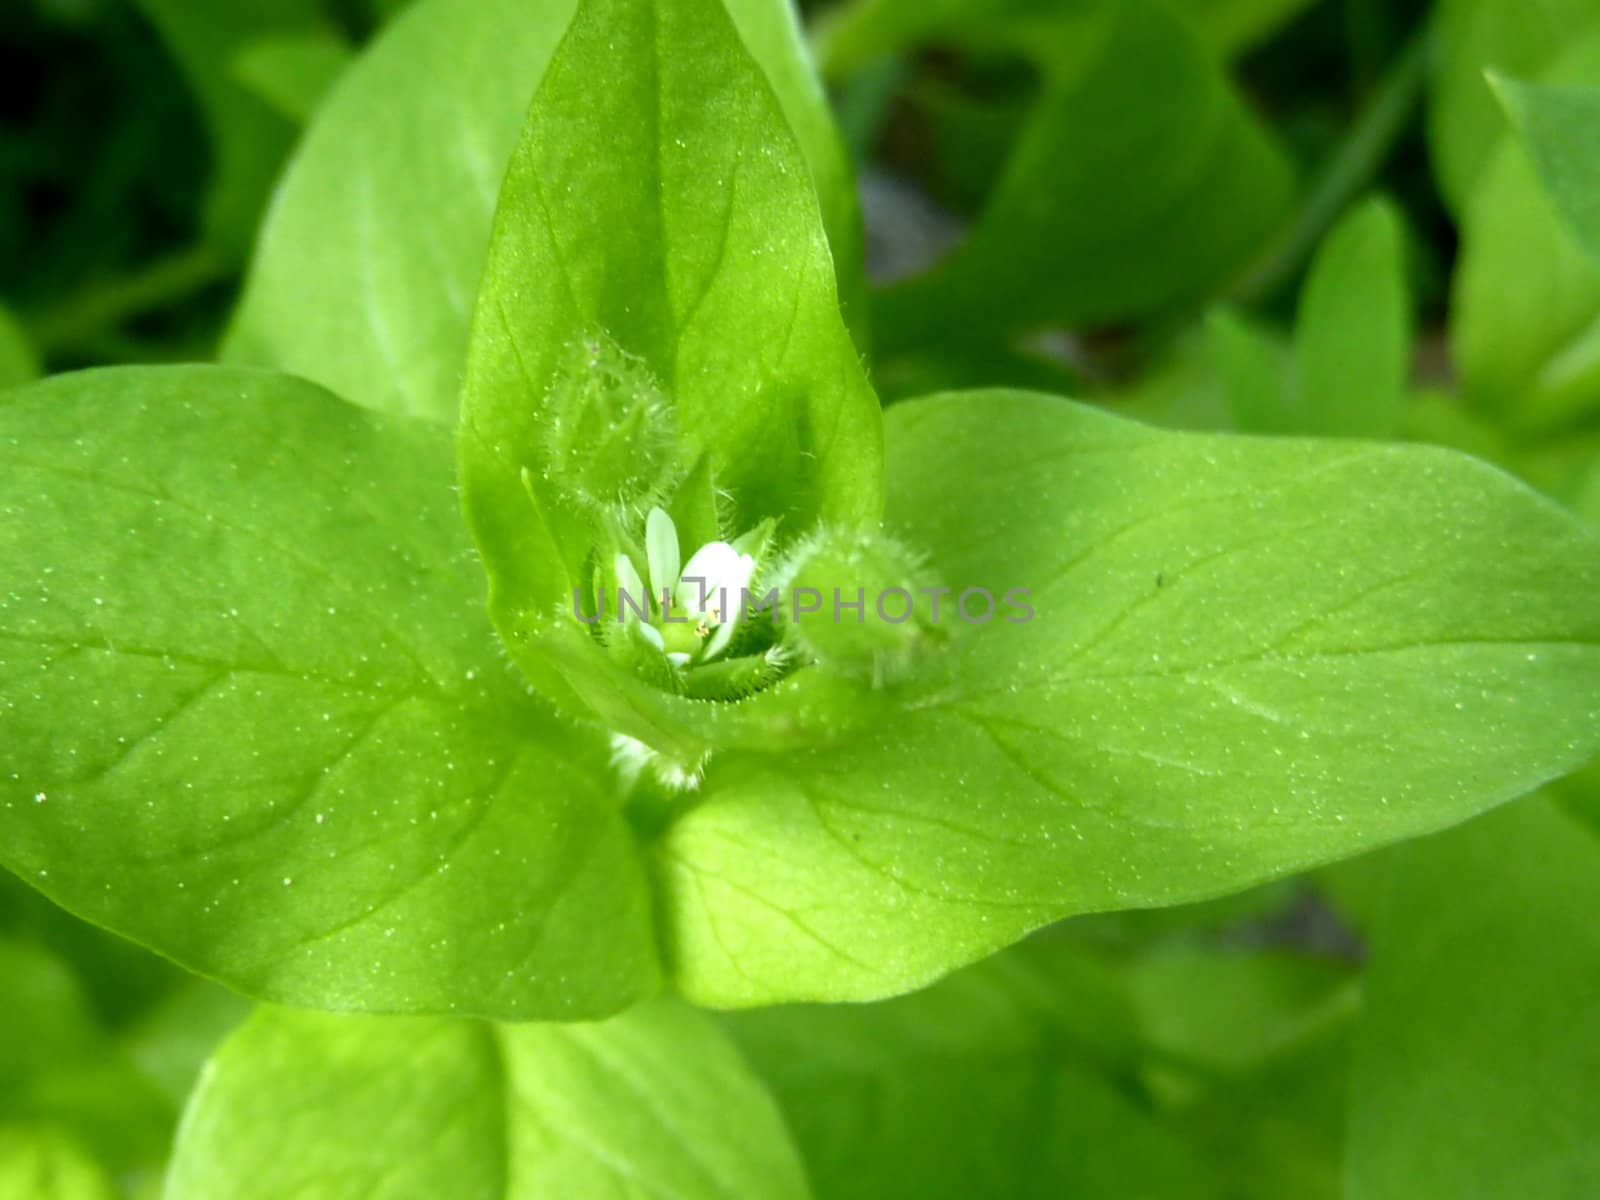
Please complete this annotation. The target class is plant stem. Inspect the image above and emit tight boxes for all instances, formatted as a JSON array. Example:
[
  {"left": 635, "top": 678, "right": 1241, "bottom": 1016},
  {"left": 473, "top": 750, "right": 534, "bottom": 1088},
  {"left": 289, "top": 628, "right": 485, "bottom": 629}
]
[
  {"left": 28, "top": 244, "right": 229, "bottom": 355},
  {"left": 1230, "top": 26, "right": 1431, "bottom": 305}
]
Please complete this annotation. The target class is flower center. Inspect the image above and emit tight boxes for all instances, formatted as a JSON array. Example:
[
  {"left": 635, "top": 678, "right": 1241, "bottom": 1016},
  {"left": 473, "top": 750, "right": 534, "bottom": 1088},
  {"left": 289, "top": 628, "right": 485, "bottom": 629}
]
[{"left": 613, "top": 506, "right": 759, "bottom": 668}]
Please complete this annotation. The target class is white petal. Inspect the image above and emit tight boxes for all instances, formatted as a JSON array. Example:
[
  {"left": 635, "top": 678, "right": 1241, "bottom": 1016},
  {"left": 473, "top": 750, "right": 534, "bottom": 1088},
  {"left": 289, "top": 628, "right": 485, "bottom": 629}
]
[
  {"left": 666, "top": 651, "right": 692, "bottom": 667},
  {"left": 645, "top": 507, "right": 680, "bottom": 609},
  {"left": 677, "top": 542, "right": 755, "bottom": 618},
  {"left": 613, "top": 553, "right": 647, "bottom": 622},
  {"left": 636, "top": 621, "right": 665, "bottom": 650}
]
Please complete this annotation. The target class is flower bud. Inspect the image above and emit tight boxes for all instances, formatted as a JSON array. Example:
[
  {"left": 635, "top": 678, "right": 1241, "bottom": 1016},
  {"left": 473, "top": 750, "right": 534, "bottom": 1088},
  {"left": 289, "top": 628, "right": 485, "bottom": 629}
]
[
  {"left": 539, "top": 333, "right": 678, "bottom": 515},
  {"left": 766, "top": 526, "right": 945, "bottom": 682}
]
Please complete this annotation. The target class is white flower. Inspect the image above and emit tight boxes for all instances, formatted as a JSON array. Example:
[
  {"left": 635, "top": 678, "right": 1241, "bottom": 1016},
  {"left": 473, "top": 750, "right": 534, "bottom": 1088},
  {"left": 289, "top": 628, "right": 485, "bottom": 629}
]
[{"left": 615, "top": 506, "right": 756, "bottom": 667}]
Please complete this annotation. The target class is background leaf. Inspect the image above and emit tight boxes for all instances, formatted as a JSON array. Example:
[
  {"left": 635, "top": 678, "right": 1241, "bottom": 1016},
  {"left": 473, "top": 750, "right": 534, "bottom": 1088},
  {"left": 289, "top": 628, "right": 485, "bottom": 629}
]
[
  {"left": 838, "top": 0, "right": 1294, "bottom": 348},
  {"left": 167, "top": 1000, "right": 811, "bottom": 1200},
  {"left": 129, "top": 0, "right": 337, "bottom": 261},
  {"left": 0, "top": 1126, "right": 119, "bottom": 1200},
  {"left": 225, "top": 0, "right": 863, "bottom": 423},
  {"left": 231, "top": 29, "right": 353, "bottom": 123},
  {"left": 0, "top": 304, "right": 39, "bottom": 388},
  {"left": 0, "top": 939, "right": 173, "bottom": 1177},
  {"left": 0, "top": 366, "right": 656, "bottom": 1019},
  {"left": 720, "top": 939, "right": 1217, "bottom": 1200},
  {"left": 1289, "top": 196, "right": 1409, "bottom": 438},
  {"left": 1123, "top": 946, "right": 1355, "bottom": 1073},
  {"left": 1451, "top": 33, "right": 1600, "bottom": 433},
  {"left": 1494, "top": 74, "right": 1600, "bottom": 272},
  {"left": 222, "top": 0, "right": 577, "bottom": 422},
  {"left": 1175, "top": 0, "right": 1317, "bottom": 58},
  {"left": 1210, "top": 197, "right": 1410, "bottom": 438},
  {"left": 1345, "top": 799, "right": 1600, "bottom": 1199},
  {"left": 656, "top": 390, "right": 1600, "bottom": 1005},
  {"left": 1427, "top": 0, "right": 1600, "bottom": 214},
  {"left": 1208, "top": 308, "right": 1289, "bottom": 434}
]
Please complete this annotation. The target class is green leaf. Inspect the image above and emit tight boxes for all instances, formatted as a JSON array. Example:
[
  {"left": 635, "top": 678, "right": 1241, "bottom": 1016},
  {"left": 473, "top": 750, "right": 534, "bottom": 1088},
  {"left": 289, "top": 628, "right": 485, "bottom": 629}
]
[
  {"left": 1346, "top": 799, "right": 1600, "bottom": 1199},
  {"left": 121, "top": 979, "right": 253, "bottom": 1108},
  {"left": 1173, "top": 1019, "right": 1350, "bottom": 1200},
  {"left": 867, "top": 0, "right": 1294, "bottom": 347},
  {"left": 1175, "top": 0, "right": 1316, "bottom": 58},
  {"left": 0, "top": 1126, "right": 119, "bottom": 1200},
  {"left": 0, "top": 940, "right": 108, "bottom": 1082},
  {"left": 1124, "top": 947, "right": 1355, "bottom": 1073},
  {"left": 231, "top": 30, "right": 353, "bottom": 123},
  {"left": 0, "top": 366, "right": 656, "bottom": 1019},
  {"left": 1493, "top": 74, "right": 1600, "bottom": 271},
  {"left": 657, "top": 390, "right": 1600, "bottom": 1005},
  {"left": 0, "top": 940, "right": 173, "bottom": 1173},
  {"left": 223, "top": 0, "right": 579, "bottom": 421},
  {"left": 1111, "top": 324, "right": 1238, "bottom": 433},
  {"left": 1427, "top": 0, "right": 1600, "bottom": 214},
  {"left": 1579, "top": 454, "right": 1600, "bottom": 527},
  {"left": 458, "top": 0, "right": 882, "bottom": 717},
  {"left": 1210, "top": 198, "right": 1410, "bottom": 438},
  {"left": 0, "top": 871, "right": 187, "bottom": 1028},
  {"left": 1290, "top": 197, "right": 1410, "bottom": 438},
  {"left": 129, "top": 0, "right": 333, "bottom": 260},
  {"left": 722, "top": 0, "right": 867, "bottom": 339},
  {"left": 364, "top": 0, "right": 417, "bottom": 22},
  {"left": 166, "top": 1000, "right": 811, "bottom": 1200},
  {"left": 0, "top": 305, "right": 39, "bottom": 388},
  {"left": 1451, "top": 33, "right": 1600, "bottom": 433},
  {"left": 1207, "top": 307, "right": 1291, "bottom": 433},
  {"left": 226, "top": 0, "right": 863, "bottom": 423},
  {"left": 720, "top": 940, "right": 1218, "bottom": 1200},
  {"left": 821, "top": 0, "right": 1313, "bottom": 65},
  {"left": 1550, "top": 761, "right": 1600, "bottom": 836}
]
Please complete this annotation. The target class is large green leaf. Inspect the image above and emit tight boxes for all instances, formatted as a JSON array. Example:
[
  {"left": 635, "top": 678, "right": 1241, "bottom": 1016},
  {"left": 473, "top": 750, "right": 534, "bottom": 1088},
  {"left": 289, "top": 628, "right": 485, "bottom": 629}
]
[
  {"left": 862, "top": 0, "right": 1294, "bottom": 346},
  {"left": 656, "top": 390, "right": 1600, "bottom": 1005},
  {"left": 166, "top": 1000, "right": 811, "bottom": 1200},
  {"left": 226, "top": 0, "right": 862, "bottom": 423},
  {"left": 1346, "top": 799, "right": 1600, "bottom": 1198},
  {"left": 1451, "top": 34, "right": 1600, "bottom": 432},
  {"left": 1427, "top": 0, "right": 1600, "bottom": 215},
  {"left": 458, "top": 0, "right": 881, "bottom": 722},
  {"left": 722, "top": 0, "right": 866, "bottom": 335},
  {"left": 0, "top": 366, "right": 656, "bottom": 1019}
]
